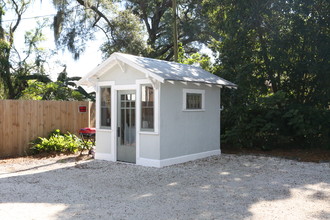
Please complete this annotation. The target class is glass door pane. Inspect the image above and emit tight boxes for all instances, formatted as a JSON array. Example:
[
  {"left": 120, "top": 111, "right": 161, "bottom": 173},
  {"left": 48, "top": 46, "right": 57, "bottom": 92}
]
[{"left": 117, "top": 90, "right": 136, "bottom": 163}]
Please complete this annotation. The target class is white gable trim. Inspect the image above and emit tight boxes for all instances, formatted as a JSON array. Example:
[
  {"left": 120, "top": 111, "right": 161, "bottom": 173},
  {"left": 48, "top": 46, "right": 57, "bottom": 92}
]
[
  {"left": 79, "top": 53, "right": 165, "bottom": 86},
  {"left": 115, "top": 53, "right": 164, "bottom": 83},
  {"left": 78, "top": 52, "right": 237, "bottom": 89}
]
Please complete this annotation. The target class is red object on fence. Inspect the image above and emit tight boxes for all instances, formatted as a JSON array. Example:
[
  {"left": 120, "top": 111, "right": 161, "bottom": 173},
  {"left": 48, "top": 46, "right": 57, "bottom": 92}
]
[{"left": 79, "top": 106, "right": 87, "bottom": 112}]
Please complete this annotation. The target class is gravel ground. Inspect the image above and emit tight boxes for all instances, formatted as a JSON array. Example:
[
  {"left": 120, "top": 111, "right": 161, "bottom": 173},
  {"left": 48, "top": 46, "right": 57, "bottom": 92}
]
[{"left": 0, "top": 154, "right": 329, "bottom": 220}]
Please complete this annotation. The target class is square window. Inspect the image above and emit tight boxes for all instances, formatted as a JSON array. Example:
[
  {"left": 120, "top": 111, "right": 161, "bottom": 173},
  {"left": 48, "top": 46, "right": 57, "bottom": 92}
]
[
  {"left": 183, "top": 89, "right": 205, "bottom": 111},
  {"left": 186, "top": 93, "right": 202, "bottom": 109}
]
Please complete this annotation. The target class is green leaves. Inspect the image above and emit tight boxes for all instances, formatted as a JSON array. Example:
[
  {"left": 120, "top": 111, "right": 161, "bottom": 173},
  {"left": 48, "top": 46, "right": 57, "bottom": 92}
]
[
  {"left": 21, "top": 66, "right": 95, "bottom": 101},
  {"left": 100, "top": 9, "right": 147, "bottom": 59},
  {"left": 0, "top": 3, "right": 51, "bottom": 99},
  {"left": 51, "top": 0, "right": 212, "bottom": 60},
  {"left": 30, "top": 129, "right": 85, "bottom": 154},
  {"left": 205, "top": 0, "right": 330, "bottom": 149}
]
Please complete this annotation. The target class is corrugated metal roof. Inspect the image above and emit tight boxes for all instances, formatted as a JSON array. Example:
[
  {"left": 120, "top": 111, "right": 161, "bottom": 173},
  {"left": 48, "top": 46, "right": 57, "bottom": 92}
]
[
  {"left": 78, "top": 52, "right": 237, "bottom": 88},
  {"left": 116, "top": 53, "right": 237, "bottom": 87}
]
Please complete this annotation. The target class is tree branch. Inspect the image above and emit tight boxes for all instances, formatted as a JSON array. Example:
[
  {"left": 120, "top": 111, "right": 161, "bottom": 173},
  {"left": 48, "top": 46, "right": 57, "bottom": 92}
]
[
  {"left": 76, "top": 0, "right": 114, "bottom": 29},
  {"left": 10, "top": 0, "right": 28, "bottom": 34}
]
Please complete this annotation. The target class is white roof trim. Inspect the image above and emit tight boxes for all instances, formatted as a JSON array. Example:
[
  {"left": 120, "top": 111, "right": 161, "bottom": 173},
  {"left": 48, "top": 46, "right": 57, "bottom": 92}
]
[
  {"left": 115, "top": 54, "right": 164, "bottom": 83},
  {"left": 78, "top": 52, "right": 237, "bottom": 88},
  {"left": 78, "top": 53, "right": 165, "bottom": 86}
]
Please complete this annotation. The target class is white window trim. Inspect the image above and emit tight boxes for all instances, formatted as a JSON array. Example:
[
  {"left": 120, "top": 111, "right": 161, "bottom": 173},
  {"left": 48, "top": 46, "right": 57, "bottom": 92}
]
[
  {"left": 183, "top": 89, "right": 205, "bottom": 111},
  {"left": 136, "top": 79, "right": 159, "bottom": 134},
  {"left": 99, "top": 87, "right": 112, "bottom": 130},
  {"left": 96, "top": 81, "right": 115, "bottom": 130},
  {"left": 140, "top": 85, "right": 155, "bottom": 132}
]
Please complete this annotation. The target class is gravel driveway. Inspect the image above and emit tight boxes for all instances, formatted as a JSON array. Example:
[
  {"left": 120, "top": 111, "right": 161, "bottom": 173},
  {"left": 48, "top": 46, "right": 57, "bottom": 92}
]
[{"left": 0, "top": 154, "right": 329, "bottom": 220}]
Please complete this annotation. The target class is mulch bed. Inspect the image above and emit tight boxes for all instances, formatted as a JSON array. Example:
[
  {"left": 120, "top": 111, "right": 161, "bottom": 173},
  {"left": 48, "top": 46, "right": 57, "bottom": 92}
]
[{"left": 222, "top": 145, "right": 330, "bottom": 163}]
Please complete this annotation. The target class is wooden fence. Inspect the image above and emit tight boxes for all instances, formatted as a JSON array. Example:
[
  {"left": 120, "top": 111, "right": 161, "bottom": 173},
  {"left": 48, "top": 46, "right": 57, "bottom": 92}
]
[{"left": 0, "top": 100, "right": 95, "bottom": 158}]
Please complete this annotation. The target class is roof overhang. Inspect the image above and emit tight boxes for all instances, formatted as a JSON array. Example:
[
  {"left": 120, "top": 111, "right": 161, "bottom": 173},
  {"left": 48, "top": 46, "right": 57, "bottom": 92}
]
[
  {"left": 78, "top": 52, "right": 237, "bottom": 89},
  {"left": 78, "top": 53, "right": 165, "bottom": 87},
  {"left": 164, "top": 79, "right": 237, "bottom": 89}
]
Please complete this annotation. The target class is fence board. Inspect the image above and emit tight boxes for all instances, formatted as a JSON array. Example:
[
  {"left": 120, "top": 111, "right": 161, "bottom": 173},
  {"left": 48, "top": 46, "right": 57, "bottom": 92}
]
[
  {"left": 0, "top": 100, "right": 94, "bottom": 158},
  {"left": 17, "top": 101, "right": 24, "bottom": 155},
  {"left": 0, "top": 101, "right": 4, "bottom": 155},
  {"left": 30, "top": 101, "right": 39, "bottom": 143}
]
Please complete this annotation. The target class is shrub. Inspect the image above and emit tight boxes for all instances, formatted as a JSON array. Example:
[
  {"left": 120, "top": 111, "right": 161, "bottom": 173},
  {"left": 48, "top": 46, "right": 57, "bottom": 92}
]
[
  {"left": 30, "top": 129, "right": 84, "bottom": 154},
  {"left": 222, "top": 91, "right": 330, "bottom": 150}
]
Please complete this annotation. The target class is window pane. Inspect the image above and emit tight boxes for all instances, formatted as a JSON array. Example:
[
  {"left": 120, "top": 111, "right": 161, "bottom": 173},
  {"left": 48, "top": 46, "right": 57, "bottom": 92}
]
[
  {"left": 100, "top": 87, "right": 111, "bottom": 128},
  {"left": 141, "top": 85, "right": 154, "bottom": 130},
  {"left": 186, "top": 93, "right": 202, "bottom": 109}
]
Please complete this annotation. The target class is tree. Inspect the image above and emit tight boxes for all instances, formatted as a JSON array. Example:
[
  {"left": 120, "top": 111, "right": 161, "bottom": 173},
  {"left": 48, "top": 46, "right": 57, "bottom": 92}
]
[
  {"left": 52, "top": 0, "right": 147, "bottom": 60},
  {"left": 22, "top": 66, "right": 95, "bottom": 101},
  {"left": 0, "top": 0, "right": 51, "bottom": 99},
  {"left": 0, "top": 0, "right": 95, "bottom": 101},
  {"left": 204, "top": 0, "right": 330, "bottom": 149},
  {"left": 99, "top": 9, "right": 147, "bottom": 59},
  {"left": 126, "top": 0, "right": 211, "bottom": 59},
  {"left": 52, "top": 0, "right": 212, "bottom": 60}
]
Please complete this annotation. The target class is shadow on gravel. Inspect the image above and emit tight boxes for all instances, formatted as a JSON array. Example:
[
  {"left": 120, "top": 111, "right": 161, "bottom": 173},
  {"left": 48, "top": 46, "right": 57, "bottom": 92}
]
[
  {"left": 0, "top": 156, "right": 84, "bottom": 176},
  {"left": 0, "top": 154, "right": 329, "bottom": 220}
]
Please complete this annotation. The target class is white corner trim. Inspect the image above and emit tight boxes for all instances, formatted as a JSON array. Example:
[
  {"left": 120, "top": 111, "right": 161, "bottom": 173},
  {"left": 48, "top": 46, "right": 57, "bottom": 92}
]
[
  {"left": 95, "top": 152, "right": 115, "bottom": 161},
  {"left": 137, "top": 150, "right": 221, "bottom": 168},
  {"left": 160, "top": 149, "right": 220, "bottom": 167}
]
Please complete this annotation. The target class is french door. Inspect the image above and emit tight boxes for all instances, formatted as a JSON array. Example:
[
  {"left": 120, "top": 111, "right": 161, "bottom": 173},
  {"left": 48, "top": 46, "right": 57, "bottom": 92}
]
[{"left": 117, "top": 90, "right": 136, "bottom": 163}]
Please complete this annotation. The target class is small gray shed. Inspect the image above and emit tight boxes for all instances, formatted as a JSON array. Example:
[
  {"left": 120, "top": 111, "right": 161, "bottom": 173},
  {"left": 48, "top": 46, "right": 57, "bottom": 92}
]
[{"left": 79, "top": 52, "right": 236, "bottom": 167}]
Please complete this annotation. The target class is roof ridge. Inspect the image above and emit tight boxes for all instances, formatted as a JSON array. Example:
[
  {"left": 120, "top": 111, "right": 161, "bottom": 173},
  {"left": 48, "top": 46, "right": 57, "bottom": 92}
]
[
  {"left": 115, "top": 52, "right": 209, "bottom": 70},
  {"left": 79, "top": 52, "right": 237, "bottom": 88}
]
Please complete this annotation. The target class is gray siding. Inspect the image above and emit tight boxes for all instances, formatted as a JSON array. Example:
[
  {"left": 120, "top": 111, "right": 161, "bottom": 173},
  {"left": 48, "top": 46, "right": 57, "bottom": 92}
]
[{"left": 159, "top": 82, "right": 220, "bottom": 160}]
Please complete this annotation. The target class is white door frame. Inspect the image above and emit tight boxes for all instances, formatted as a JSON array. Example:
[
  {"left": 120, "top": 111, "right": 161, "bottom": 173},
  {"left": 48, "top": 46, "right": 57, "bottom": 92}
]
[
  {"left": 113, "top": 84, "right": 137, "bottom": 162},
  {"left": 116, "top": 89, "right": 137, "bottom": 163},
  {"left": 95, "top": 80, "right": 159, "bottom": 163}
]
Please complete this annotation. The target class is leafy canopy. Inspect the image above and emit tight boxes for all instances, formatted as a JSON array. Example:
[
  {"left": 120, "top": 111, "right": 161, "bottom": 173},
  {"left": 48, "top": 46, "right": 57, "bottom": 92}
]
[
  {"left": 204, "top": 0, "right": 330, "bottom": 149},
  {"left": 52, "top": 0, "right": 212, "bottom": 60}
]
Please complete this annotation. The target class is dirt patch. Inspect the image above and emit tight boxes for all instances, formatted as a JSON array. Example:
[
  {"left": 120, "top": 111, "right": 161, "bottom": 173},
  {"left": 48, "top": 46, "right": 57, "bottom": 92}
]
[
  {"left": 222, "top": 145, "right": 330, "bottom": 163},
  {"left": 0, "top": 153, "right": 329, "bottom": 220}
]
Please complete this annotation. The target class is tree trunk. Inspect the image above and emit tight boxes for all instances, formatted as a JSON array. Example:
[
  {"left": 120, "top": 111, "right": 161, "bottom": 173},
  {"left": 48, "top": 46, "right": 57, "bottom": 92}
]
[{"left": 257, "top": 30, "right": 278, "bottom": 93}]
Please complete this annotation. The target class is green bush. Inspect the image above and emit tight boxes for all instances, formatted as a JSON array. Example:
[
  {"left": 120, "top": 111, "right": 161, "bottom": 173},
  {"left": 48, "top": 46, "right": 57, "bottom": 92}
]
[
  {"left": 30, "top": 129, "right": 84, "bottom": 154},
  {"left": 222, "top": 91, "right": 330, "bottom": 150}
]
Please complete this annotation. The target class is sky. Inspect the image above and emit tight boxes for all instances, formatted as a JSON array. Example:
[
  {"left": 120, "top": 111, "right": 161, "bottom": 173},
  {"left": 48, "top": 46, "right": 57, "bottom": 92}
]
[
  {"left": 4, "top": 1, "right": 214, "bottom": 82},
  {"left": 3, "top": 0, "right": 103, "bottom": 81}
]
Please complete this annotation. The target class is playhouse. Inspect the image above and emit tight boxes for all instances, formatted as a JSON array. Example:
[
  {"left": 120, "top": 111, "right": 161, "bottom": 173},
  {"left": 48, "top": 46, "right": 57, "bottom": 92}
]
[{"left": 79, "top": 52, "right": 236, "bottom": 167}]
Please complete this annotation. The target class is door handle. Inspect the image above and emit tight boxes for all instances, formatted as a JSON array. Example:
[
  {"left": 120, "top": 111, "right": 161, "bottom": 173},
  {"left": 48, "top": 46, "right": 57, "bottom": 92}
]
[{"left": 117, "top": 127, "right": 120, "bottom": 137}]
